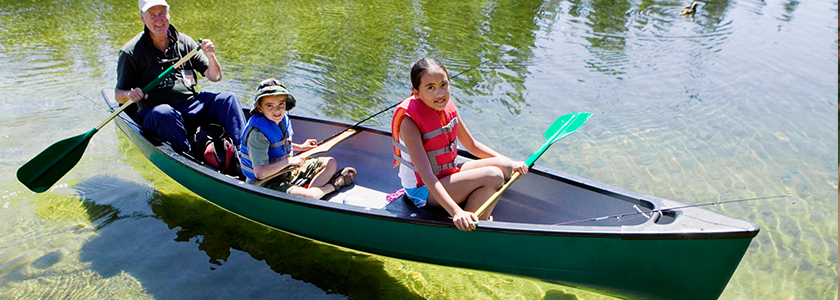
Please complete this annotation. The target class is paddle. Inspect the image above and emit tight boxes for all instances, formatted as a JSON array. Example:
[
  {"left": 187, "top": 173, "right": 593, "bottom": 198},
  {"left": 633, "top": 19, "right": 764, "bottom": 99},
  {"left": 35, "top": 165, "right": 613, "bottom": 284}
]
[
  {"left": 473, "top": 112, "right": 592, "bottom": 218},
  {"left": 253, "top": 128, "right": 359, "bottom": 186},
  {"left": 17, "top": 40, "right": 204, "bottom": 193}
]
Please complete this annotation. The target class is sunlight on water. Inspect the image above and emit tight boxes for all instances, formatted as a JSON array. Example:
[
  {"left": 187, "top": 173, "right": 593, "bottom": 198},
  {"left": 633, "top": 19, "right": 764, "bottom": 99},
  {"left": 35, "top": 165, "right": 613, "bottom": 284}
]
[{"left": 0, "top": 0, "right": 836, "bottom": 298}]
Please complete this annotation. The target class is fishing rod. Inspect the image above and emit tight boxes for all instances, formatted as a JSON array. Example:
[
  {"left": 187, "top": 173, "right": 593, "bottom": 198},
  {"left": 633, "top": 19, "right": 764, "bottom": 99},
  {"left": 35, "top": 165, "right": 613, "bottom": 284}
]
[
  {"left": 59, "top": 81, "right": 113, "bottom": 112},
  {"left": 554, "top": 194, "right": 796, "bottom": 226}
]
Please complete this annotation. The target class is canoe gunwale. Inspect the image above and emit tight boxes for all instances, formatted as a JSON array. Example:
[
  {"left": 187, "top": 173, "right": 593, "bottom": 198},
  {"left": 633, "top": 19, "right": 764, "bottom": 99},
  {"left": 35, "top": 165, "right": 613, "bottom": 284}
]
[{"left": 101, "top": 89, "right": 758, "bottom": 241}]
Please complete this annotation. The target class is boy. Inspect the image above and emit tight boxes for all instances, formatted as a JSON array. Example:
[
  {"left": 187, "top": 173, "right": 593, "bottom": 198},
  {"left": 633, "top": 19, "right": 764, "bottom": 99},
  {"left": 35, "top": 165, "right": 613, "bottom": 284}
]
[{"left": 240, "top": 78, "right": 355, "bottom": 199}]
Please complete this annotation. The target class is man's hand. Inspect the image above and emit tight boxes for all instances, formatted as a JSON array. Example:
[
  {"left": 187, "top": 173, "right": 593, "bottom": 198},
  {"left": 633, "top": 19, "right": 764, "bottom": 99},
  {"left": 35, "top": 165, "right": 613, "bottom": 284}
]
[
  {"left": 126, "top": 87, "right": 146, "bottom": 103},
  {"left": 199, "top": 39, "right": 215, "bottom": 57},
  {"left": 199, "top": 39, "right": 222, "bottom": 82}
]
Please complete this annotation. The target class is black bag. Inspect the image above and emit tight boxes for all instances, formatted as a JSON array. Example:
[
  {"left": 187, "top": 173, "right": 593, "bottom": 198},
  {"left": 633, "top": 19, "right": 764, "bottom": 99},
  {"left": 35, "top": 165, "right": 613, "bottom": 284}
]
[{"left": 193, "top": 123, "right": 242, "bottom": 178}]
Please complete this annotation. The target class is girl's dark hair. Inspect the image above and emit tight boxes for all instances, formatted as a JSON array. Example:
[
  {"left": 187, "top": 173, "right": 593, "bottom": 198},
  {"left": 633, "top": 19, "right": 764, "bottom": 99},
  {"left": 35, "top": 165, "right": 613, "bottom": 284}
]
[
  {"left": 256, "top": 78, "right": 286, "bottom": 91},
  {"left": 410, "top": 57, "right": 449, "bottom": 90}
]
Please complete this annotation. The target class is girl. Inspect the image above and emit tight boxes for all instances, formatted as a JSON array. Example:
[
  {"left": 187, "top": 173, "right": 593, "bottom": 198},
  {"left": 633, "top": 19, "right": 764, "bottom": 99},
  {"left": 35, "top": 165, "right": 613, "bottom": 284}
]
[
  {"left": 240, "top": 78, "right": 356, "bottom": 199},
  {"left": 391, "top": 58, "right": 528, "bottom": 231}
]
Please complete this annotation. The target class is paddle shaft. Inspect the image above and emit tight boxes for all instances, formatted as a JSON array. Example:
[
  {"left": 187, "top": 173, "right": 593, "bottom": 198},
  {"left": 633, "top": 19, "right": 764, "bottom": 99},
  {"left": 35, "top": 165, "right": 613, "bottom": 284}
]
[
  {"left": 474, "top": 171, "right": 520, "bottom": 217},
  {"left": 253, "top": 129, "right": 360, "bottom": 186},
  {"left": 104, "top": 43, "right": 203, "bottom": 129},
  {"left": 474, "top": 114, "right": 580, "bottom": 217}
]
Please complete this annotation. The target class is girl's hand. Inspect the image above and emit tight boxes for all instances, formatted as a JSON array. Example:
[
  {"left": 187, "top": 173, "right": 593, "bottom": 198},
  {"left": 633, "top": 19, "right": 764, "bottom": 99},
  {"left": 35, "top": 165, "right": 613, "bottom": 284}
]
[
  {"left": 452, "top": 210, "right": 478, "bottom": 231},
  {"left": 512, "top": 160, "right": 529, "bottom": 176},
  {"left": 300, "top": 139, "right": 317, "bottom": 151}
]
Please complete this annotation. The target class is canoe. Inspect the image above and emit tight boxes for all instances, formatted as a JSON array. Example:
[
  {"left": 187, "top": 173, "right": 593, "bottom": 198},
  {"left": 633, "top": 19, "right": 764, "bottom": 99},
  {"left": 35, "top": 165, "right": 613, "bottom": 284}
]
[{"left": 101, "top": 89, "right": 758, "bottom": 300}]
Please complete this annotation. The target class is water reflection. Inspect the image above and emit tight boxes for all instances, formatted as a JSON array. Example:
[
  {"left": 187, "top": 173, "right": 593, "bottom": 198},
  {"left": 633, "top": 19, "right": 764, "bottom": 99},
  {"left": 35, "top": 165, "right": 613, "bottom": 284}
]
[
  {"left": 0, "top": 0, "right": 115, "bottom": 78},
  {"left": 586, "top": 0, "right": 630, "bottom": 52},
  {"left": 150, "top": 187, "right": 424, "bottom": 299},
  {"left": 779, "top": 0, "right": 799, "bottom": 22},
  {"left": 413, "top": 0, "right": 547, "bottom": 115},
  {"left": 73, "top": 175, "right": 423, "bottom": 299},
  {"left": 694, "top": 0, "right": 731, "bottom": 31},
  {"left": 1, "top": 0, "right": 750, "bottom": 120}
]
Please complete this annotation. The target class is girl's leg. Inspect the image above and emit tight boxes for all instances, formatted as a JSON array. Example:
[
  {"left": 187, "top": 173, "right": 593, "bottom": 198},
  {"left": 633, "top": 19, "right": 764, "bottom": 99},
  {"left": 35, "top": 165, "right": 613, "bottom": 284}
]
[
  {"left": 426, "top": 166, "right": 505, "bottom": 220},
  {"left": 459, "top": 157, "right": 515, "bottom": 180}
]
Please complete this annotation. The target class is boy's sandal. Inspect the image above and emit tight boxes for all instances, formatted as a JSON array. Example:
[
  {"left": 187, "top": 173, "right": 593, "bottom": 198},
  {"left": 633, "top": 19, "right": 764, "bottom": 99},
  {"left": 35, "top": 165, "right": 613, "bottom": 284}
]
[{"left": 330, "top": 167, "right": 357, "bottom": 191}]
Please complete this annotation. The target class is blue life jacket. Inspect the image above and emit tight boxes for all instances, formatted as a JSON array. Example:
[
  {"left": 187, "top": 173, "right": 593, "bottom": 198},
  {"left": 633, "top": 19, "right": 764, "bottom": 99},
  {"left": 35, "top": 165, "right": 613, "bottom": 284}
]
[{"left": 239, "top": 114, "right": 293, "bottom": 180}]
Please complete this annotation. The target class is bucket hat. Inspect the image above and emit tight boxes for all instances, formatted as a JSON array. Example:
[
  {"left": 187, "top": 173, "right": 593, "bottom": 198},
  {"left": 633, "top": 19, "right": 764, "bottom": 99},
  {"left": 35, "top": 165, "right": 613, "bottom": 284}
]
[{"left": 251, "top": 85, "right": 296, "bottom": 115}]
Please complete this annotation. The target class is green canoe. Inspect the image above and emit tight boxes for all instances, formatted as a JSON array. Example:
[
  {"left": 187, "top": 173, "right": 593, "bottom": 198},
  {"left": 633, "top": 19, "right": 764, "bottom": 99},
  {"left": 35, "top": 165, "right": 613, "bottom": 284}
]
[{"left": 102, "top": 89, "right": 758, "bottom": 300}]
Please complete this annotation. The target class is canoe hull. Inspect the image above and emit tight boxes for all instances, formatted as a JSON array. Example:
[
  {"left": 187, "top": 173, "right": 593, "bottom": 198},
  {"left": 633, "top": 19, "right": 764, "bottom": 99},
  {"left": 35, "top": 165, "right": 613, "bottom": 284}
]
[{"left": 103, "top": 89, "right": 756, "bottom": 300}]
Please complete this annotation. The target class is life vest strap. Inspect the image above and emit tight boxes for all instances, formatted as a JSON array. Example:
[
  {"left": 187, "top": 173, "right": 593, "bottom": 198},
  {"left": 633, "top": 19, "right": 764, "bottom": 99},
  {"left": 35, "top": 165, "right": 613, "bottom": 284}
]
[
  {"left": 394, "top": 155, "right": 417, "bottom": 172},
  {"left": 421, "top": 117, "right": 458, "bottom": 140},
  {"left": 392, "top": 139, "right": 409, "bottom": 153},
  {"left": 393, "top": 140, "right": 458, "bottom": 175},
  {"left": 240, "top": 164, "right": 254, "bottom": 175},
  {"left": 431, "top": 162, "right": 457, "bottom": 174},
  {"left": 269, "top": 139, "right": 289, "bottom": 149},
  {"left": 426, "top": 141, "right": 456, "bottom": 159}
]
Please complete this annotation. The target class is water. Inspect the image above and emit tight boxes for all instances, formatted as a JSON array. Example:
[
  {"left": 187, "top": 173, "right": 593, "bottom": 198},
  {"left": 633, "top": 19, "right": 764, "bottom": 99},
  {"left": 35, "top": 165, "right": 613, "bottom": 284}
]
[{"left": 1, "top": 0, "right": 836, "bottom": 299}]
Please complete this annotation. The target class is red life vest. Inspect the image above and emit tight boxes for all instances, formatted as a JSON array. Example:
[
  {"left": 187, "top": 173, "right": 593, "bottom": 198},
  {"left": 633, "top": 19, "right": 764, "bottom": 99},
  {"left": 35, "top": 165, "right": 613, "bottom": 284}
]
[{"left": 391, "top": 95, "right": 460, "bottom": 187}]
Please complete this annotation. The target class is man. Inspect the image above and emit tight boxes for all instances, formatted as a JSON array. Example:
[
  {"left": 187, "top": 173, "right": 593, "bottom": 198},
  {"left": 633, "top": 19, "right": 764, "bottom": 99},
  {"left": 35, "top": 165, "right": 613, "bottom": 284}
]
[{"left": 115, "top": 0, "right": 245, "bottom": 155}]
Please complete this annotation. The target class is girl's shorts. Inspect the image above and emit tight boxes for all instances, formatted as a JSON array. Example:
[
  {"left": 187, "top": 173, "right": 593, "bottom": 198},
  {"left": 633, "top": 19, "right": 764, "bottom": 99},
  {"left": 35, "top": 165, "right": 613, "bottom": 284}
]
[{"left": 404, "top": 186, "right": 429, "bottom": 208}]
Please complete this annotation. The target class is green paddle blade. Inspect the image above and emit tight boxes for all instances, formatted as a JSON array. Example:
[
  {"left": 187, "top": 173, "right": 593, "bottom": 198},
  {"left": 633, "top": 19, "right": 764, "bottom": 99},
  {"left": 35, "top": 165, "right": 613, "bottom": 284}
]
[
  {"left": 17, "top": 128, "right": 97, "bottom": 193},
  {"left": 474, "top": 111, "right": 592, "bottom": 218},
  {"left": 524, "top": 112, "right": 592, "bottom": 167},
  {"left": 545, "top": 112, "right": 592, "bottom": 144}
]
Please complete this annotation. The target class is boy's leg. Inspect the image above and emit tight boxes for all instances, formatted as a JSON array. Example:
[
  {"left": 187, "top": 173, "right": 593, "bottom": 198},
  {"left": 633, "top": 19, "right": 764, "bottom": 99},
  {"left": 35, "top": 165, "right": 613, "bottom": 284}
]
[
  {"left": 287, "top": 158, "right": 339, "bottom": 199},
  {"left": 309, "top": 157, "right": 337, "bottom": 188},
  {"left": 288, "top": 185, "right": 333, "bottom": 200}
]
